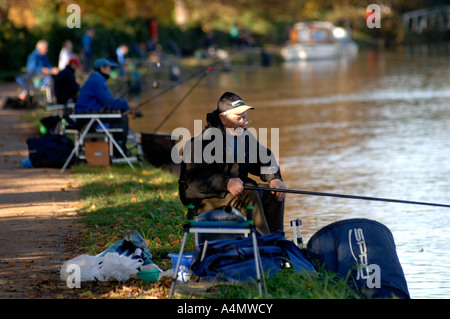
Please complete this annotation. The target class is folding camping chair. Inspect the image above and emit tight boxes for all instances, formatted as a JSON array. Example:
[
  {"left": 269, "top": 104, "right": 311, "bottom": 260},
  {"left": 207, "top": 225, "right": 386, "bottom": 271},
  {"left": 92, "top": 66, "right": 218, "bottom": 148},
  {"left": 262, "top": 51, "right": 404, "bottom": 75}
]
[
  {"left": 169, "top": 205, "right": 267, "bottom": 298},
  {"left": 16, "top": 73, "right": 54, "bottom": 107},
  {"left": 60, "top": 112, "right": 137, "bottom": 172}
]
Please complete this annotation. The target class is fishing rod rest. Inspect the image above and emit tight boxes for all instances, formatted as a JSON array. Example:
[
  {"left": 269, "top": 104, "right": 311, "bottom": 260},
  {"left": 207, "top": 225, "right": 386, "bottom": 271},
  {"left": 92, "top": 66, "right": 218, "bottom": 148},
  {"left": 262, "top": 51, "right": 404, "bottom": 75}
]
[{"left": 290, "top": 219, "right": 303, "bottom": 247}]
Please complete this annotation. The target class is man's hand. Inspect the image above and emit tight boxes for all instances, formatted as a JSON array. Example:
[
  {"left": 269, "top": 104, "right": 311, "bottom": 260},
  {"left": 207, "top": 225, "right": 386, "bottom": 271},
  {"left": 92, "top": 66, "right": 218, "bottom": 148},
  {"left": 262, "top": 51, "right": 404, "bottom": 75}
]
[
  {"left": 227, "top": 177, "right": 244, "bottom": 197},
  {"left": 269, "top": 179, "right": 286, "bottom": 201},
  {"left": 129, "top": 102, "right": 140, "bottom": 112},
  {"left": 127, "top": 102, "right": 141, "bottom": 116},
  {"left": 42, "top": 67, "right": 59, "bottom": 75}
]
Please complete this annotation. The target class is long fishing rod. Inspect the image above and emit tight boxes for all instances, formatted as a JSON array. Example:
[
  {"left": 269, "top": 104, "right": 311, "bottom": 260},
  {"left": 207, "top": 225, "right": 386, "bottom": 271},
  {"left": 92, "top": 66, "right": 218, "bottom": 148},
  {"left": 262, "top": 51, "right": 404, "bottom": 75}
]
[
  {"left": 137, "top": 65, "right": 213, "bottom": 108},
  {"left": 100, "top": 61, "right": 157, "bottom": 113},
  {"left": 153, "top": 66, "right": 212, "bottom": 132},
  {"left": 243, "top": 185, "right": 450, "bottom": 209}
]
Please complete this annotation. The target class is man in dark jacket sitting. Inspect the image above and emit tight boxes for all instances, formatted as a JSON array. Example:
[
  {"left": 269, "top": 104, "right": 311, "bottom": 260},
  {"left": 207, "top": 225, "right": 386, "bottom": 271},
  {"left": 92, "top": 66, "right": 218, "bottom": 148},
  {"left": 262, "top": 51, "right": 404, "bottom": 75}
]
[
  {"left": 54, "top": 56, "right": 81, "bottom": 105},
  {"left": 178, "top": 92, "right": 286, "bottom": 234}
]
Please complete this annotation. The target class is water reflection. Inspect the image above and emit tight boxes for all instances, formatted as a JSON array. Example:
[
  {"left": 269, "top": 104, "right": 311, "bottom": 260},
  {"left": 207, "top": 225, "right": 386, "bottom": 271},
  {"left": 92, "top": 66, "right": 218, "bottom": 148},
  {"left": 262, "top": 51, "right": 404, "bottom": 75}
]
[{"left": 132, "top": 45, "right": 450, "bottom": 298}]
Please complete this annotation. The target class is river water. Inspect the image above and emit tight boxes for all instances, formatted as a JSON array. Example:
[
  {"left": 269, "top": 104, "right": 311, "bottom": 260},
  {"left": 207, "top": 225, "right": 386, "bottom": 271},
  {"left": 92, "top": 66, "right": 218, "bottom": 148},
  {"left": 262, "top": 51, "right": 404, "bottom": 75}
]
[{"left": 131, "top": 44, "right": 450, "bottom": 299}]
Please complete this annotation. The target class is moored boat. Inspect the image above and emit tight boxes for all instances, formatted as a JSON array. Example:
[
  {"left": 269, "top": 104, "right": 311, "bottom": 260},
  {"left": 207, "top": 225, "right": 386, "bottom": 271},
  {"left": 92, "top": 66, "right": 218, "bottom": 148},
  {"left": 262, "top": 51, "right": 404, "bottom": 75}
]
[{"left": 281, "top": 21, "right": 358, "bottom": 61}]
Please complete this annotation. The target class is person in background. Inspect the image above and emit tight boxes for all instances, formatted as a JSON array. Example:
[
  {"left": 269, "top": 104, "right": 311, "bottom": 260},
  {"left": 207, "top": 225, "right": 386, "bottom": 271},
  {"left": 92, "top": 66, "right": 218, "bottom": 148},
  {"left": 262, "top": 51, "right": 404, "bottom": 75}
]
[
  {"left": 81, "top": 28, "right": 95, "bottom": 73},
  {"left": 54, "top": 56, "right": 81, "bottom": 105},
  {"left": 22, "top": 39, "right": 58, "bottom": 104},
  {"left": 58, "top": 40, "right": 74, "bottom": 71},
  {"left": 229, "top": 24, "right": 240, "bottom": 53},
  {"left": 26, "top": 40, "right": 58, "bottom": 76},
  {"left": 75, "top": 58, "right": 139, "bottom": 155},
  {"left": 115, "top": 44, "right": 129, "bottom": 76}
]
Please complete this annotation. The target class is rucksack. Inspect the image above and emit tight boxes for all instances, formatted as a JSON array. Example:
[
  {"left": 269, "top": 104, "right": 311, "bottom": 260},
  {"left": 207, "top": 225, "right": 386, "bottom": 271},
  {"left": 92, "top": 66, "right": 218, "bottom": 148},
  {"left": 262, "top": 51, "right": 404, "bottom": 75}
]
[
  {"left": 27, "top": 134, "right": 74, "bottom": 168},
  {"left": 306, "top": 218, "right": 410, "bottom": 299},
  {"left": 190, "top": 231, "right": 316, "bottom": 282}
]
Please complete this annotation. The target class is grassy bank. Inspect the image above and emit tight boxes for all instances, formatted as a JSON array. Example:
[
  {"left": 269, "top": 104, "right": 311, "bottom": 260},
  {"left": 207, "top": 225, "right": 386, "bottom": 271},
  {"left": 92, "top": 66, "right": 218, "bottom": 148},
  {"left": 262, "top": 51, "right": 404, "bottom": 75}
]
[
  {"left": 70, "top": 163, "right": 359, "bottom": 299},
  {"left": 72, "top": 164, "right": 193, "bottom": 265}
]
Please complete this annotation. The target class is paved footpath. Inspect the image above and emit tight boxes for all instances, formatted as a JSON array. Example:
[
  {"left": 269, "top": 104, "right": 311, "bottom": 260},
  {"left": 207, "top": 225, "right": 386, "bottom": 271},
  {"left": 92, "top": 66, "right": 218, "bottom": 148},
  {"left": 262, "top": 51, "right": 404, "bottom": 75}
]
[{"left": 0, "top": 83, "right": 82, "bottom": 298}]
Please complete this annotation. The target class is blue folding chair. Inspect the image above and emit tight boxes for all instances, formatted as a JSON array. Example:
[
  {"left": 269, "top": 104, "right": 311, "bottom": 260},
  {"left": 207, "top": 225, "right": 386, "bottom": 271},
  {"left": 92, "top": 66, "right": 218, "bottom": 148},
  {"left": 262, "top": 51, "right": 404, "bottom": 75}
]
[{"left": 169, "top": 205, "right": 266, "bottom": 298}]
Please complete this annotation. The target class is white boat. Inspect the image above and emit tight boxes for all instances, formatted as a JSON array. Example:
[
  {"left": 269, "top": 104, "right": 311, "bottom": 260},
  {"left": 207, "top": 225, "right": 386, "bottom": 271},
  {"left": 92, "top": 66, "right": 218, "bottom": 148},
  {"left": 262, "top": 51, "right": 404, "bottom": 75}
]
[{"left": 280, "top": 21, "right": 358, "bottom": 61}]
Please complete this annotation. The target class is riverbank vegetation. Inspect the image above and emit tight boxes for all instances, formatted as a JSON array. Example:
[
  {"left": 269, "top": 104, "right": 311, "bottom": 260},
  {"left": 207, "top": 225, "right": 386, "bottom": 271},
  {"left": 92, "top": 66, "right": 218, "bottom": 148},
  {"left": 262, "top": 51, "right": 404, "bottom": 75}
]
[{"left": 1, "top": 0, "right": 445, "bottom": 81}]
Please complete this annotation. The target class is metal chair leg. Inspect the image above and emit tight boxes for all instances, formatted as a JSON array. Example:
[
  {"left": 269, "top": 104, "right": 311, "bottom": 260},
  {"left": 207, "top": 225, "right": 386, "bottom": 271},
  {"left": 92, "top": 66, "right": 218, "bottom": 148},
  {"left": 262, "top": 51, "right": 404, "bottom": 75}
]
[
  {"left": 251, "top": 229, "right": 267, "bottom": 298},
  {"left": 169, "top": 230, "right": 189, "bottom": 298}
]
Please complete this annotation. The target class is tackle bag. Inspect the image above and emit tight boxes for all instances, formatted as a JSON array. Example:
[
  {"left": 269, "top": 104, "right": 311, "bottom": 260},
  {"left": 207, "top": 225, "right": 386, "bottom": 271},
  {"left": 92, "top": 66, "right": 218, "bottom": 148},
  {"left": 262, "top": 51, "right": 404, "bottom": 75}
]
[
  {"left": 40, "top": 116, "right": 62, "bottom": 135},
  {"left": 60, "top": 230, "right": 158, "bottom": 282},
  {"left": 26, "top": 134, "right": 74, "bottom": 168},
  {"left": 306, "top": 218, "right": 410, "bottom": 299},
  {"left": 96, "top": 230, "right": 154, "bottom": 266},
  {"left": 191, "top": 231, "right": 316, "bottom": 282}
]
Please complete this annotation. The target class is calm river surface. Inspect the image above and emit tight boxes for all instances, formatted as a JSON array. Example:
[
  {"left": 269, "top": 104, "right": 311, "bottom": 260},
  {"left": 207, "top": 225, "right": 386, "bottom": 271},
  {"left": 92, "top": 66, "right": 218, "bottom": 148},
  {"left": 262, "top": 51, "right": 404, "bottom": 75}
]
[{"left": 131, "top": 44, "right": 450, "bottom": 299}]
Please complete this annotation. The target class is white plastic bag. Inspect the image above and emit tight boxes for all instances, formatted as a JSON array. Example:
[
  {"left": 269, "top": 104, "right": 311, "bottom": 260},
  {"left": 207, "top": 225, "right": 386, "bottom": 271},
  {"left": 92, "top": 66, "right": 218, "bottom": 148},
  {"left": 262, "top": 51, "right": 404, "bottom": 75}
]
[
  {"left": 60, "top": 252, "right": 143, "bottom": 282},
  {"left": 97, "top": 252, "right": 142, "bottom": 282},
  {"left": 60, "top": 254, "right": 103, "bottom": 282}
]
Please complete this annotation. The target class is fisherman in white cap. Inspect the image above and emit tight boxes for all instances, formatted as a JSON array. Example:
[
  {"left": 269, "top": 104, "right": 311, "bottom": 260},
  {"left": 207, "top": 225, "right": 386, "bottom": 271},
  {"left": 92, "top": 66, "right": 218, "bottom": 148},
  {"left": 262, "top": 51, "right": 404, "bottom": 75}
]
[{"left": 179, "top": 92, "right": 286, "bottom": 235}]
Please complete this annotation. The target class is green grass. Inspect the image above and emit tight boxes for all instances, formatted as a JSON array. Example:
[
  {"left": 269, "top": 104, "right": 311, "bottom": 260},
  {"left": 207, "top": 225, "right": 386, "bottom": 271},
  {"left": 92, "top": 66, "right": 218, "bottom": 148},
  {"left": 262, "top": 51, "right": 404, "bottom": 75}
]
[
  {"left": 211, "top": 267, "right": 360, "bottom": 299},
  {"left": 72, "top": 164, "right": 194, "bottom": 265},
  {"left": 71, "top": 163, "right": 359, "bottom": 299}
]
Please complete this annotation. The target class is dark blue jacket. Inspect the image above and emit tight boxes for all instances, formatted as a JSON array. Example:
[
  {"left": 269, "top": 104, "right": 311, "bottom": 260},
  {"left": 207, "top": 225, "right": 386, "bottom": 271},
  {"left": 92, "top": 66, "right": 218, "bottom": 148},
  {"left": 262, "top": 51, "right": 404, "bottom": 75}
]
[
  {"left": 26, "top": 49, "right": 52, "bottom": 74},
  {"left": 75, "top": 71, "right": 129, "bottom": 113},
  {"left": 54, "top": 65, "right": 80, "bottom": 104}
]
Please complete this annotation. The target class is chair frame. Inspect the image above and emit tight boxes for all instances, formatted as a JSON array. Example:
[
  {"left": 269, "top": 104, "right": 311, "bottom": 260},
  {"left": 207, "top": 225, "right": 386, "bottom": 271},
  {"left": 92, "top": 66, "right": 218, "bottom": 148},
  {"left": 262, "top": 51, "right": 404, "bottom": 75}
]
[
  {"left": 168, "top": 205, "right": 267, "bottom": 298},
  {"left": 60, "top": 113, "right": 136, "bottom": 172}
]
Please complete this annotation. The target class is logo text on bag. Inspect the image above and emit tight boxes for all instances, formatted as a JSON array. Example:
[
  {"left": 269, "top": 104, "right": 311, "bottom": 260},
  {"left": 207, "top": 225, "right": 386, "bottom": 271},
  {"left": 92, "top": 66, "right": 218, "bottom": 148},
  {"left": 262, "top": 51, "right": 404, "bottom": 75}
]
[{"left": 349, "top": 228, "right": 381, "bottom": 288}]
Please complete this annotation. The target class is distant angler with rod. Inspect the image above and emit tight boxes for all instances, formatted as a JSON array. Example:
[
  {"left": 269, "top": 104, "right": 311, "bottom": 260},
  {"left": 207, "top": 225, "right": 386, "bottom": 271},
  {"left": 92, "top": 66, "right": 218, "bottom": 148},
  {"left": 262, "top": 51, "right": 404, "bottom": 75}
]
[{"left": 74, "top": 58, "right": 140, "bottom": 156}]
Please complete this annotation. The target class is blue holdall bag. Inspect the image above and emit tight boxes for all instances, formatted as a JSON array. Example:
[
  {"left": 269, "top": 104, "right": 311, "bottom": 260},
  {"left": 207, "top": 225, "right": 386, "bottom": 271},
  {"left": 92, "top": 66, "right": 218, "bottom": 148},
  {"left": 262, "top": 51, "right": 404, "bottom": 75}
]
[
  {"left": 306, "top": 218, "right": 410, "bottom": 299},
  {"left": 190, "top": 231, "right": 316, "bottom": 282}
]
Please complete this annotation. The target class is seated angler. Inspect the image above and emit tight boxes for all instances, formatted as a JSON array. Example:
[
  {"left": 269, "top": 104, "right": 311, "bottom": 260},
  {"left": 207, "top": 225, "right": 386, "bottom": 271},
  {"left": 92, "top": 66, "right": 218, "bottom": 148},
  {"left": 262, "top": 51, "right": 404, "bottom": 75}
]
[
  {"left": 54, "top": 56, "right": 81, "bottom": 105},
  {"left": 75, "top": 58, "right": 139, "bottom": 155},
  {"left": 179, "top": 92, "right": 286, "bottom": 235}
]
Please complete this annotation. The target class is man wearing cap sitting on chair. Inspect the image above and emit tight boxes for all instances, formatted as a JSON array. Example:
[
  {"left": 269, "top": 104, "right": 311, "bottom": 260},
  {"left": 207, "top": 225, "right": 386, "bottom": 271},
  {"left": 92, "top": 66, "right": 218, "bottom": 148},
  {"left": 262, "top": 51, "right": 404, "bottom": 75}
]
[
  {"left": 75, "top": 58, "right": 139, "bottom": 156},
  {"left": 179, "top": 92, "right": 286, "bottom": 235}
]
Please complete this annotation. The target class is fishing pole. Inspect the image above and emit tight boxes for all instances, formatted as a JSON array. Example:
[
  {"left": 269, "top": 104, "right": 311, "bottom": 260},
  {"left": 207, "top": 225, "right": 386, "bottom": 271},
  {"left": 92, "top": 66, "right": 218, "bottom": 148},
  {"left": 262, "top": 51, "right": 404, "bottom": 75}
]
[
  {"left": 100, "top": 61, "right": 158, "bottom": 113},
  {"left": 153, "top": 66, "right": 212, "bottom": 132},
  {"left": 243, "top": 185, "right": 450, "bottom": 209},
  {"left": 137, "top": 65, "right": 213, "bottom": 108}
]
